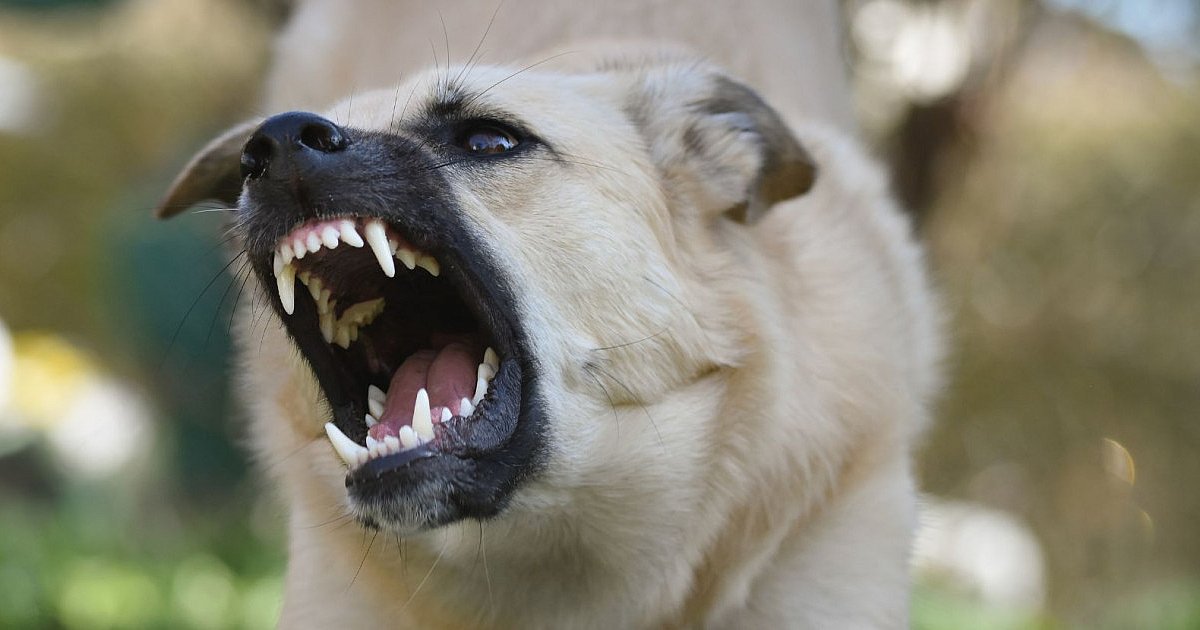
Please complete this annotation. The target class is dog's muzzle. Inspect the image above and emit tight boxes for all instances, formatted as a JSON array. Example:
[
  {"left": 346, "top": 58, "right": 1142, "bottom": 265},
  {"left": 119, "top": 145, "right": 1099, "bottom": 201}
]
[{"left": 234, "top": 111, "right": 546, "bottom": 531}]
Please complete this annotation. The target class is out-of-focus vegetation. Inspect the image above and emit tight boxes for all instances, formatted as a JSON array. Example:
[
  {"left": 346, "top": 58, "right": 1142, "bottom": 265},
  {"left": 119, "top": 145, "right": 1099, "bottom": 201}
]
[{"left": 0, "top": 0, "right": 1196, "bottom": 628}]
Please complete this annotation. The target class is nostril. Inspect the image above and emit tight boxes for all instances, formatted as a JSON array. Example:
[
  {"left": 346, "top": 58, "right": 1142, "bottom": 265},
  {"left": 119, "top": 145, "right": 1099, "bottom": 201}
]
[
  {"left": 241, "top": 136, "right": 273, "bottom": 180},
  {"left": 299, "top": 121, "right": 348, "bottom": 153}
]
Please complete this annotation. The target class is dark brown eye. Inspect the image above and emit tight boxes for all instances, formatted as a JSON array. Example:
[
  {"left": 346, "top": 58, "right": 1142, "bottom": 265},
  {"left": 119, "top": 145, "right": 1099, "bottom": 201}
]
[{"left": 459, "top": 126, "right": 519, "bottom": 154}]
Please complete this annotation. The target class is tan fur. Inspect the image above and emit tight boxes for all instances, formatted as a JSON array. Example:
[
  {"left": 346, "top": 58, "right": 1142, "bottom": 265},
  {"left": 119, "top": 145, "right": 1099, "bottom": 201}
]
[{"left": 168, "top": 3, "right": 940, "bottom": 628}]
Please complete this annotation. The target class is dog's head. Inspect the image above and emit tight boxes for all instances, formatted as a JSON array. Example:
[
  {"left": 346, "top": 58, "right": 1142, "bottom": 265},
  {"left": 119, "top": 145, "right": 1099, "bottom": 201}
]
[{"left": 158, "top": 54, "right": 815, "bottom": 534}]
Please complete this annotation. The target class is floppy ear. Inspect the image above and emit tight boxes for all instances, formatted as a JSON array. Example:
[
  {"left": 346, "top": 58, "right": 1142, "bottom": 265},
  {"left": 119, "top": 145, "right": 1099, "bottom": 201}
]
[
  {"left": 155, "top": 119, "right": 259, "bottom": 219},
  {"left": 630, "top": 68, "right": 816, "bottom": 223}
]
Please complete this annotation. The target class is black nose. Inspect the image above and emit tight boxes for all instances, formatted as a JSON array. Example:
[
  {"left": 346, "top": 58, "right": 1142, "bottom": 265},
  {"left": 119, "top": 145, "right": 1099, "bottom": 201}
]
[{"left": 240, "top": 112, "right": 348, "bottom": 180}]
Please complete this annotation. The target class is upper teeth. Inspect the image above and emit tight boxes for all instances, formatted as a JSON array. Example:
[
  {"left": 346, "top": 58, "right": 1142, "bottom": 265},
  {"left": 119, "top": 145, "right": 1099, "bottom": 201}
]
[
  {"left": 323, "top": 347, "right": 501, "bottom": 470},
  {"left": 271, "top": 218, "right": 441, "bottom": 328}
]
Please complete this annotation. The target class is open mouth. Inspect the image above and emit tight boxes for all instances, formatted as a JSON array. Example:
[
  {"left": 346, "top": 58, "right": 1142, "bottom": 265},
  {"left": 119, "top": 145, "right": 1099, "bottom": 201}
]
[{"left": 265, "top": 214, "right": 520, "bottom": 485}]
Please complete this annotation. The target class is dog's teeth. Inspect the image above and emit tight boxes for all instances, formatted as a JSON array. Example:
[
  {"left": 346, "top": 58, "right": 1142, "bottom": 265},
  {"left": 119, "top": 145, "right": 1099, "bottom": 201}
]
[
  {"left": 293, "top": 237, "right": 307, "bottom": 259},
  {"left": 368, "top": 385, "right": 386, "bottom": 405},
  {"left": 340, "top": 298, "right": 385, "bottom": 328},
  {"left": 366, "top": 435, "right": 380, "bottom": 450},
  {"left": 334, "top": 326, "right": 351, "bottom": 349},
  {"left": 413, "top": 388, "right": 434, "bottom": 442},
  {"left": 483, "top": 347, "right": 500, "bottom": 372},
  {"left": 364, "top": 220, "right": 396, "bottom": 278},
  {"left": 321, "top": 226, "right": 341, "bottom": 249},
  {"left": 473, "top": 377, "right": 487, "bottom": 404},
  {"left": 338, "top": 220, "right": 365, "bottom": 247},
  {"left": 306, "top": 232, "right": 322, "bottom": 254},
  {"left": 459, "top": 397, "right": 474, "bottom": 417},
  {"left": 324, "top": 422, "right": 368, "bottom": 468},
  {"left": 273, "top": 252, "right": 284, "bottom": 276},
  {"left": 280, "top": 243, "right": 295, "bottom": 265},
  {"left": 319, "top": 291, "right": 333, "bottom": 315},
  {"left": 368, "top": 397, "right": 384, "bottom": 419},
  {"left": 319, "top": 312, "right": 334, "bottom": 343},
  {"left": 394, "top": 247, "right": 417, "bottom": 270},
  {"left": 416, "top": 255, "right": 440, "bottom": 277},
  {"left": 440, "top": 407, "right": 452, "bottom": 423},
  {"left": 477, "top": 362, "right": 496, "bottom": 382},
  {"left": 277, "top": 263, "right": 296, "bottom": 315},
  {"left": 305, "top": 275, "right": 322, "bottom": 300},
  {"left": 383, "top": 435, "right": 401, "bottom": 454},
  {"left": 365, "top": 413, "right": 378, "bottom": 428},
  {"left": 398, "top": 425, "right": 419, "bottom": 450}
]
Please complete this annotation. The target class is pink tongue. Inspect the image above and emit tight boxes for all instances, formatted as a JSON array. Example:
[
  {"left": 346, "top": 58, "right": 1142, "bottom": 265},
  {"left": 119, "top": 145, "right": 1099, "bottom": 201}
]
[{"left": 369, "top": 342, "right": 480, "bottom": 440}]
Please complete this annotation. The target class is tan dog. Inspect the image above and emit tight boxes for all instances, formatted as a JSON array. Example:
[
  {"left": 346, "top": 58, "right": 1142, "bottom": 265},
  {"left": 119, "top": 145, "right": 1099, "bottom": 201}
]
[{"left": 157, "top": 11, "right": 939, "bottom": 630}]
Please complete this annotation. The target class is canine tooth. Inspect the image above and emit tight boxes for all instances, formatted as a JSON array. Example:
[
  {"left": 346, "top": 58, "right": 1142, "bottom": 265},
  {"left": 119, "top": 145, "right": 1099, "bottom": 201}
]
[
  {"left": 277, "top": 263, "right": 296, "bottom": 315},
  {"left": 324, "top": 422, "right": 368, "bottom": 468},
  {"left": 368, "top": 385, "right": 386, "bottom": 404},
  {"left": 365, "top": 413, "right": 378, "bottom": 428},
  {"left": 394, "top": 247, "right": 417, "bottom": 270},
  {"left": 459, "top": 397, "right": 474, "bottom": 417},
  {"left": 280, "top": 243, "right": 295, "bottom": 265},
  {"left": 319, "top": 312, "right": 334, "bottom": 343},
  {"left": 416, "top": 255, "right": 440, "bottom": 277},
  {"left": 413, "top": 388, "right": 434, "bottom": 442},
  {"left": 398, "top": 425, "right": 419, "bottom": 449},
  {"left": 338, "top": 220, "right": 365, "bottom": 247},
  {"left": 478, "top": 362, "right": 496, "bottom": 382},
  {"left": 273, "top": 252, "right": 284, "bottom": 276},
  {"left": 321, "top": 226, "right": 341, "bottom": 249},
  {"left": 368, "top": 397, "right": 385, "bottom": 419},
  {"left": 473, "top": 377, "right": 487, "bottom": 404},
  {"left": 484, "top": 347, "right": 499, "bottom": 372},
  {"left": 293, "top": 237, "right": 307, "bottom": 259},
  {"left": 440, "top": 408, "right": 452, "bottom": 423},
  {"left": 364, "top": 220, "right": 396, "bottom": 277}
]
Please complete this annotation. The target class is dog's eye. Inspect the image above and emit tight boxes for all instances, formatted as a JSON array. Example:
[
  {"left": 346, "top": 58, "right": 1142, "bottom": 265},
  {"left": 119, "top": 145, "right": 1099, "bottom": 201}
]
[{"left": 458, "top": 125, "right": 519, "bottom": 154}]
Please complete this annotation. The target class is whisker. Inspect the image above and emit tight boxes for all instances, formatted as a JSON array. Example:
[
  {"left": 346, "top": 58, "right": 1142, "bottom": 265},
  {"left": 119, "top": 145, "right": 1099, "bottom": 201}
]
[
  {"left": 348, "top": 530, "right": 379, "bottom": 590},
  {"left": 460, "top": 51, "right": 577, "bottom": 110},
  {"left": 204, "top": 255, "right": 251, "bottom": 348},
  {"left": 590, "top": 328, "right": 668, "bottom": 352},
  {"left": 582, "top": 363, "right": 621, "bottom": 440},
  {"left": 403, "top": 537, "right": 449, "bottom": 610},
  {"left": 590, "top": 363, "right": 664, "bottom": 447},
  {"left": 160, "top": 250, "right": 247, "bottom": 369},
  {"left": 454, "top": 1, "right": 504, "bottom": 87}
]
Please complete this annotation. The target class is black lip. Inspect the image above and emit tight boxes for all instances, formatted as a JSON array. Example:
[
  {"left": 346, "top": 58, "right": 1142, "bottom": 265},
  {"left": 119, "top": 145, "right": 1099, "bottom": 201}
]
[{"left": 239, "top": 124, "right": 548, "bottom": 530}]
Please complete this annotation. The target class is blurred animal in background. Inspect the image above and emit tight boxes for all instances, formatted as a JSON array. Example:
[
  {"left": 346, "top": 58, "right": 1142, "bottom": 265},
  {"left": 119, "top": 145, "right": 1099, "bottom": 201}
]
[{"left": 157, "top": 0, "right": 940, "bottom": 627}]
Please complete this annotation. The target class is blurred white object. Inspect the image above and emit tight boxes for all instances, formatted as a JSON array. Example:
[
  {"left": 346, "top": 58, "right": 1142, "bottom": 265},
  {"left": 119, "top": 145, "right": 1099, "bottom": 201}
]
[
  {"left": 913, "top": 499, "right": 1046, "bottom": 611},
  {"left": 48, "top": 376, "right": 153, "bottom": 478},
  {"left": 0, "top": 56, "right": 43, "bottom": 135}
]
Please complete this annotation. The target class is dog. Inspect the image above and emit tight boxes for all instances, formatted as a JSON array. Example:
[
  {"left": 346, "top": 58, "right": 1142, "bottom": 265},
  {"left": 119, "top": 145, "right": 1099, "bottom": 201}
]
[{"left": 155, "top": 11, "right": 940, "bottom": 630}]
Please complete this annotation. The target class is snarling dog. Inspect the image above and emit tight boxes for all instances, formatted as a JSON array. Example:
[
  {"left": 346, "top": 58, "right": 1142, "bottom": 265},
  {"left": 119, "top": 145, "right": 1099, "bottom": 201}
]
[{"left": 158, "top": 50, "right": 939, "bottom": 628}]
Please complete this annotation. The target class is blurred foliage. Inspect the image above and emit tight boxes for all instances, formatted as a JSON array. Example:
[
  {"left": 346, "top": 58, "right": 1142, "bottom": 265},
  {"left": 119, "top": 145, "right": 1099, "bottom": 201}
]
[{"left": 0, "top": 0, "right": 1197, "bottom": 628}]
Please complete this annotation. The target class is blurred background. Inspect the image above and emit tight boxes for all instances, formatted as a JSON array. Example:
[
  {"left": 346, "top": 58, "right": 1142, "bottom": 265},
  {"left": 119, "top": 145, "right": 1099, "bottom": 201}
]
[{"left": 0, "top": 0, "right": 1195, "bottom": 627}]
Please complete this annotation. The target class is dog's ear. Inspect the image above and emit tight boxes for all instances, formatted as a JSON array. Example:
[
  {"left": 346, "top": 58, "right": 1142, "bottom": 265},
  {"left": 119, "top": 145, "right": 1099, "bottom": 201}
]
[
  {"left": 629, "top": 69, "right": 816, "bottom": 224},
  {"left": 155, "top": 119, "right": 259, "bottom": 219}
]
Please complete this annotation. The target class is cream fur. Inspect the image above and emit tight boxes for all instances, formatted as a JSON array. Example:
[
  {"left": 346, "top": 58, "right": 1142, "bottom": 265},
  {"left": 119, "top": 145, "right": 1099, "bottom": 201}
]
[{"left": 178, "top": 3, "right": 941, "bottom": 628}]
